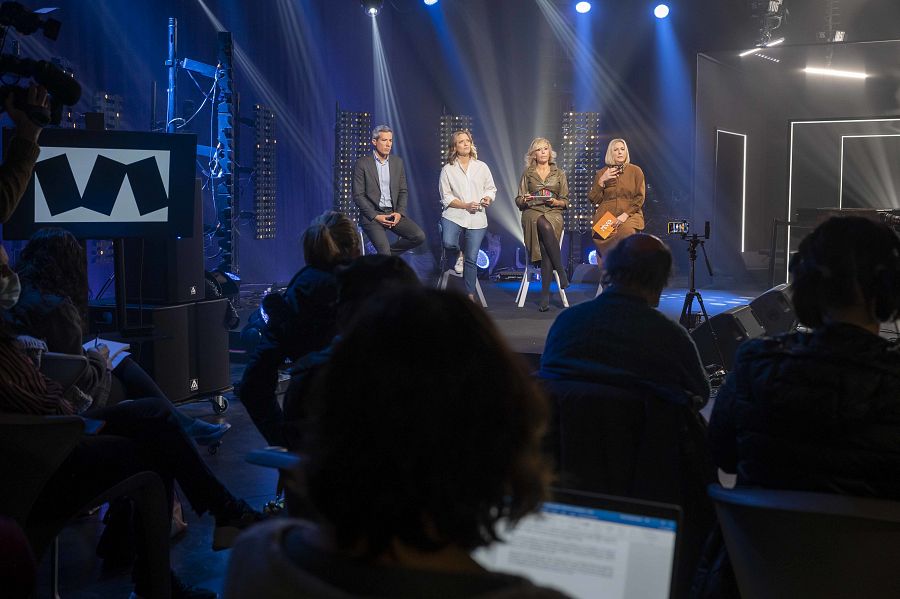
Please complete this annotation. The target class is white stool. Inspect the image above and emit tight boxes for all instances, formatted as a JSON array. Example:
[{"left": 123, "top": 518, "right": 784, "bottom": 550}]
[
  {"left": 437, "top": 222, "right": 487, "bottom": 308},
  {"left": 515, "top": 229, "right": 569, "bottom": 308}
]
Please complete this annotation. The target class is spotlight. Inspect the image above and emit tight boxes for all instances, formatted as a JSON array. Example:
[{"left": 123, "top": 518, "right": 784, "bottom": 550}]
[
  {"left": 575, "top": 1, "right": 591, "bottom": 13},
  {"left": 654, "top": 4, "right": 670, "bottom": 19},
  {"left": 424, "top": 0, "right": 438, "bottom": 4},
  {"left": 477, "top": 250, "right": 490, "bottom": 270},
  {"left": 588, "top": 249, "right": 598, "bottom": 265},
  {"left": 361, "top": 0, "right": 383, "bottom": 17}
]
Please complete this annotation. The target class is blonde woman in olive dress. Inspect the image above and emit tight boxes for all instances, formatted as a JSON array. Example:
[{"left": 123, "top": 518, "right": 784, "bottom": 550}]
[{"left": 515, "top": 137, "right": 570, "bottom": 311}]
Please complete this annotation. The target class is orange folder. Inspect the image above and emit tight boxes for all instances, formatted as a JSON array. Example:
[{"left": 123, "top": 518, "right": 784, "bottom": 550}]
[{"left": 592, "top": 211, "right": 617, "bottom": 239}]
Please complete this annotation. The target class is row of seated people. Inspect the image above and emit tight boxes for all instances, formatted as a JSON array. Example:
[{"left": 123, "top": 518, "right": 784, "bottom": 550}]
[
  {"left": 3, "top": 210, "right": 898, "bottom": 597},
  {"left": 234, "top": 212, "right": 900, "bottom": 598},
  {"left": 0, "top": 233, "right": 264, "bottom": 597}
]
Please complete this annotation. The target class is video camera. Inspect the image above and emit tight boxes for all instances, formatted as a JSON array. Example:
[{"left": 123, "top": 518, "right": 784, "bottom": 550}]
[
  {"left": 0, "top": 2, "right": 81, "bottom": 126},
  {"left": 667, "top": 219, "right": 711, "bottom": 240}
]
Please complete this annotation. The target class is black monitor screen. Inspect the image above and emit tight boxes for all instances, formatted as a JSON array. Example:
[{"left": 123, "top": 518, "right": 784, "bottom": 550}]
[{"left": 2, "top": 129, "right": 197, "bottom": 240}]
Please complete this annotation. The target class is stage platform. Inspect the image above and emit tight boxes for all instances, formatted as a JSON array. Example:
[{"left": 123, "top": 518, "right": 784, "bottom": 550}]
[{"left": 459, "top": 279, "right": 762, "bottom": 355}]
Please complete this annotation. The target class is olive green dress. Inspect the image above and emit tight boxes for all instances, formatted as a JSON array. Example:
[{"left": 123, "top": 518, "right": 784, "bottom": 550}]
[{"left": 515, "top": 165, "right": 569, "bottom": 263}]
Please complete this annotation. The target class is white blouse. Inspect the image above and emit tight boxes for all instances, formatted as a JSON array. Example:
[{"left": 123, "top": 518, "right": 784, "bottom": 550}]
[{"left": 439, "top": 158, "right": 497, "bottom": 230}]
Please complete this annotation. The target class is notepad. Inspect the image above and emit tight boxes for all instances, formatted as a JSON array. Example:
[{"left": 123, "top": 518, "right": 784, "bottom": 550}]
[
  {"left": 592, "top": 210, "right": 617, "bottom": 239},
  {"left": 83, "top": 338, "right": 131, "bottom": 369}
]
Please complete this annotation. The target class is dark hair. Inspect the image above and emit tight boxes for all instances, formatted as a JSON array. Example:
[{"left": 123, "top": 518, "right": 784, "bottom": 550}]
[
  {"left": 334, "top": 254, "right": 420, "bottom": 329},
  {"left": 16, "top": 228, "right": 89, "bottom": 323},
  {"left": 790, "top": 216, "right": 900, "bottom": 326},
  {"left": 601, "top": 233, "right": 672, "bottom": 291},
  {"left": 302, "top": 211, "right": 361, "bottom": 271},
  {"left": 304, "top": 288, "right": 551, "bottom": 557}
]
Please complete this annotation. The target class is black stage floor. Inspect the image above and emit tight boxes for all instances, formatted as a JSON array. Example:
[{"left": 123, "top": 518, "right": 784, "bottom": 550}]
[{"left": 457, "top": 279, "right": 762, "bottom": 355}]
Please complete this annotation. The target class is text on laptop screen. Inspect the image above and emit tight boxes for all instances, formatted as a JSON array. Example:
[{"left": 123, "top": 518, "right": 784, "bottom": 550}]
[{"left": 473, "top": 501, "right": 677, "bottom": 599}]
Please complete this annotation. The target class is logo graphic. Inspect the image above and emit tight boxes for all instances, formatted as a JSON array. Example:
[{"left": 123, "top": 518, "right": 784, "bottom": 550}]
[
  {"left": 190, "top": 378, "right": 199, "bottom": 392},
  {"left": 33, "top": 147, "right": 171, "bottom": 223}
]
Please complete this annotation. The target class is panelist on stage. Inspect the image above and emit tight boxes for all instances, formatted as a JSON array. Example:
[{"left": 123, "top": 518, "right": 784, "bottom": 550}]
[
  {"left": 439, "top": 129, "right": 496, "bottom": 302},
  {"left": 588, "top": 138, "right": 645, "bottom": 265},
  {"left": 352, "top": 125, "right": 425, "bottom": 257},
  {"left": 515, "top": 137, "right": 570, "bottom": 312}
]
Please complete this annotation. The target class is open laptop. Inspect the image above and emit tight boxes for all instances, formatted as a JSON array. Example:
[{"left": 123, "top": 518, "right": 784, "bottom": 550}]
[{"left": 473, "top": 489, "right": 681, "bottom": 599}]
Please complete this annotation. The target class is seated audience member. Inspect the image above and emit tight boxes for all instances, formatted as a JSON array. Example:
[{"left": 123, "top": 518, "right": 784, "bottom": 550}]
[
  {"left": 539, "top": 233, "right": 710, "bottom": 403},
  {"left": 709, "top": 216, "right": 900, "bottom": 495},
  {"left": 225, "top": 289, "right": 568, "bottom": 598},
  {"left": 0, "top": 315, "right": 263, "bottom": 598},
  {"left": 239, "top": 211, "right": 361, "bottom": 447},
  {"left": 694, "top": 216, "right": 900, "bottom": 599},
  {"left": 5, "top": 228, "right": 228, "bottom": 444},
  {"left": 0, "top": 84, "right": 48, "bottom": 223},
  {"left": 281, "top": 254, "right": 422, "bottom": 451}
]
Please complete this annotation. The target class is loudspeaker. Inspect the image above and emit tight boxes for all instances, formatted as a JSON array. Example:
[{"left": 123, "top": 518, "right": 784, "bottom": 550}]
[
  {"left": 750, "top": 284, "right": 796, "bottom": 336},
  {"left": 192, "top": 298, "right": 231, "bottom": 396},
  {"left": 690, "top": 305, "right": 766, "bottom": 371},
  {"left": 88, "top": 299, "right": 231, "bottom": 403},
  {"left": 124, "top": 179, "right": 204, "bottom": 305}
]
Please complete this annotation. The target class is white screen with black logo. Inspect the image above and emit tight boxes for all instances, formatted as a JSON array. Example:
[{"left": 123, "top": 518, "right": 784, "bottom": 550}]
[{"left": 473, "top": 502, "right": 676, "bottom": 599}]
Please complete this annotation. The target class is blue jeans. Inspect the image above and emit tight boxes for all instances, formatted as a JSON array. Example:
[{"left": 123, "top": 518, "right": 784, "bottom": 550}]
[{"left": 441, "top": 218, "right": 486, "bottom": 294}]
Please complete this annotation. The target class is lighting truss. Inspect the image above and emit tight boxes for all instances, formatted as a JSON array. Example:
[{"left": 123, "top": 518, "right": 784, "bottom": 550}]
[
  {"left": 438, "top": 111, "right": 473, "bottom": 169},
  {"left": 560, "top": 111, "right": 603, "bottom": 272},
  {"left": 92, "top": 91, "right": 123, "bottom": 130},
  {"left": 333, "top": 105, "right": 372, "bottom": 226},
  {"left": 253, "top": 105, "right": 277, "bottom": 239}
]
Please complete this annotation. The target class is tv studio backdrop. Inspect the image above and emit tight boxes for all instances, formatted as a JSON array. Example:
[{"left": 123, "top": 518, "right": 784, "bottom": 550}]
[
  {"left": 693, "top": 39, "right": 900, "bottom": 289},
  {"left": 3, "top": 129, "right": 231, "bottom": 404}
]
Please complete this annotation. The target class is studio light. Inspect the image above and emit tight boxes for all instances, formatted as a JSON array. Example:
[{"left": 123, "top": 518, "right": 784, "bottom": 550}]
[
  {"left": 361, "top": 0, "right": 383, "bottom": 17},
  {"left": 804, "top": 66, "right": 868, "bottom": 79},
  {"left": 575, "top": 1, "right": 591, "bottom": 13},
  {"left": 424, "top": 0, "right": 438, "bottom": 5},
  {"left": 654, "top": 4, "right": 670, "bottom": 19},
  {"left": 739, "top": 37, "right": 784, "bottom": 57},
  {"left": 477, "top": 249, "right": 490, "bottom": 270}
]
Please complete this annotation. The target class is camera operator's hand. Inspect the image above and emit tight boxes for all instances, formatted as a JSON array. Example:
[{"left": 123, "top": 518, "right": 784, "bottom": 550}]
[{"left": 6, "top": 84, "right": 49, "bottom": 144}]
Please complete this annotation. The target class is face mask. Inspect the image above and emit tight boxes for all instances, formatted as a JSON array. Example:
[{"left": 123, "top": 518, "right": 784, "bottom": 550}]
[{"left": 0, "top": 268, "right": 21, "bottom": 309}]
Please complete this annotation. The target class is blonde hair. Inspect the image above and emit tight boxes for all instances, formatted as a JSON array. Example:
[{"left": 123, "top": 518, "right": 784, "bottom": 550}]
[
  {"left": 524, "top": 137, "right": 557, "bottom": 169},
  {"left": 605, "top": 138, "right": 631, "bottom": 166},
  {"left": 446, "top": 130, "right": 477, "bottom": 165}
]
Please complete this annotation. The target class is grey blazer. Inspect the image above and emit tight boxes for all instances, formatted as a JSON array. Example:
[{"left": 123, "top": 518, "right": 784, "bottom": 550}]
[{"left": 352, "top": 154, "right": 409, "bottom": 221}]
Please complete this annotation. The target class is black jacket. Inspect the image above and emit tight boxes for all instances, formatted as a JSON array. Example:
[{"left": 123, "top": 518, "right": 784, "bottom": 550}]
[{"left": 708, "top": 323, "right": 900, "bottom": 498}]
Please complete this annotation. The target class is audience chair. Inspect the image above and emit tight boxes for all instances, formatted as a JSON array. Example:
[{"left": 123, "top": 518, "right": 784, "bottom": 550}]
[
  {"left": 0, "top": 415, "right": 171, "bottom": 599},
  {"left": 709, "top": 484, "right": 900, "bottom": 599},
  {"left": 541, "top": 378, "right": 716, "bottom": 599},
  {"left": 437, "top": 221, "right": 487, "bottom": 308},
  {"left": 515, "top": 230, "right": 569, "bottom": 308}
]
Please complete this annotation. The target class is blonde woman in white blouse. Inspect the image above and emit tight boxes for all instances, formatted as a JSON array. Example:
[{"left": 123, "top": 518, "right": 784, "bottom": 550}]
[{"left": 439, "top": 130, "right": 497, "bottom": 301}]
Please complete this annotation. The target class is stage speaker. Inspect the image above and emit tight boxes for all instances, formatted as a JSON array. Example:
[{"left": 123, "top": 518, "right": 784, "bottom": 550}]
[
  {"left": 750, "top": 283, "right": 796, "bottom": 336},
  {"left": 572, "top": 263, "right": 601, "bottom": 284},
  {"left": 690, "top": 305, "right": 766, "bottom": 371},
  {"left": 192, "top": 298, "right": 231, "bottom": 396},
  {"left": 88, "top": 299, "right": 231, "bottom": 403},
  {"left": 124, "top": 179, "right": 204, "bottom": 305}
]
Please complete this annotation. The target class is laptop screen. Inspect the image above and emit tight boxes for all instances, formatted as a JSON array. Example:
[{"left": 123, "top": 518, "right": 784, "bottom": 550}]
[{"left": 473, "top": 490, "right": 680, "bottom": 599}]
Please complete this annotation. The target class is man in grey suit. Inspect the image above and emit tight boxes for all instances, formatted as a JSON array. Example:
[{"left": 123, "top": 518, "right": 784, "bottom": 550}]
[{"left": 353, "top": 124, "right": 426, "bottom": 256}]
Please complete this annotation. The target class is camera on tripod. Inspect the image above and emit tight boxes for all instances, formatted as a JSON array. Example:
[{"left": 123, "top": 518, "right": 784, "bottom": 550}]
[{"left": 0, "top": 2, "right": 81, "bottom": 126}]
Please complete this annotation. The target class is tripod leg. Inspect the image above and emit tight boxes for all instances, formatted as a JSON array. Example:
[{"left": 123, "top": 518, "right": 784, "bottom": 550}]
[{"left": 680, "top": 292, "right": 695, "bottom": 329}]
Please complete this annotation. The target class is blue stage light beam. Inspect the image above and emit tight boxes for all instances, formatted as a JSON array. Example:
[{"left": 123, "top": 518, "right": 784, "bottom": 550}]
[
  {"left": 653, "top": 4, "right": 692, "bottom": 166},
  {"left": 194, "top": 0, "right": 332, "bottom": 195},
  {"left": 371, "top": 17, "right": 423, "bottom": 219},
  {"left": 424, "top": 0, "right": 439, "bottom": 5},
  {"left": 422, "top": 4, "right": 552, "bottom": 244},
  {"left": 575, "top": 2, "right": 592, "bottom": 14},
  {"left": 536, "top": 0, "right": 688, "bottom": 201},
  {"left": 654, "top": 4, "right": 670, "bottom": 19}
]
